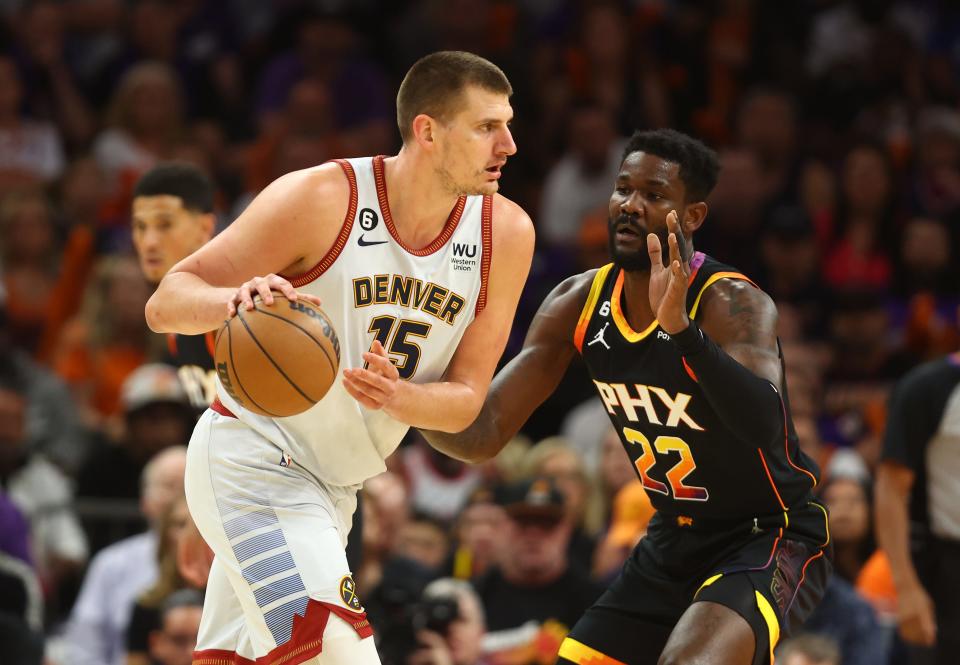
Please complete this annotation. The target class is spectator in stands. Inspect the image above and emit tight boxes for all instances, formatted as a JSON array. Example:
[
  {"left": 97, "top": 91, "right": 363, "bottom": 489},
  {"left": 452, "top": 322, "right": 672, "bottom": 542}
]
[
  {"left": 824, "top": 143, "right": 895, "bottom": 291},
  {"left": 820, "top": 474, "right": 875, "bottom": 582},
  {"left": 0, "top": 550, "right": 44, "bottom": 665},
  {"left": 401, "top": 433, "right": 483, "bottom": 525},
  {"left": 0, "top": 282, "right": 87, "bottom": 474},
  {"left": 802, "top": 573, "right": 890, "bottom": 665},
  {"left": 876, "top": 350, "right": 960, "bottom": 664},
  {"left": 394, "top": 513, "right": 452, "bottom": 575},
  {"left": 125, "top": 494, "right": 191, "bottom": 665},
  {"left": 9, "top": 0, "right": 96, "bottom": 149},
  {"left": 358, "top": 471, "right": 411, "bottom": 592},
  {"left": 0, "top": 55, "right": 65, "bottom": 192},
  {"left": 593, "top": 481, "right": 654, "bottom": 582},
  {"left": 538, "top": 102, "right": 625, "bottom": 250},
  {"left": 53, "top": 256, "right": 159, "bottom": 425},
  {"left": 77, "top": 364, "right": 193, "bottom": 525},
  {"left": 521, "top": 438, "right": 602, "bottom": 573},
  {"left": 474, "top": 477, "right": 602, "bottom": 664},
  {"left": 776, "top": 634, "right": 840, "bottom": 665},
  {"left": 92, "top": 61, "right": 185, "bottom": 206},
  {"left": 406, "top": 578, "right": 486, "bottom": 665},
  {"left": 147, "top": 588, "right": 203, "bottom": 665},
  {"left": 448, "top": 486, "right": 507, "bottom": 580},
  {"left": 0, "top": 365, "right": 88, "bottom": 593},
  {"left": 64, "top": 445, "right": 187, "bottom": 665}
]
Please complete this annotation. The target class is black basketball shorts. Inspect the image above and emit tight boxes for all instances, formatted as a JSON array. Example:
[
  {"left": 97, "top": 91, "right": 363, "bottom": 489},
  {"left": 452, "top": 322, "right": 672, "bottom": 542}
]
[{"left": 557, "top": 507, "right": 832, "bottom": 665}]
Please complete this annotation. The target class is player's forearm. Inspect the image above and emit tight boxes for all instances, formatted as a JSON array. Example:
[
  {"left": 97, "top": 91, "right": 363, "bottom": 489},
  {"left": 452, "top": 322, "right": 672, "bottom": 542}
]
[
  {"left": 671, "top": 321, "right": 783, "bottom": 446},
  {"left": 385, "top": 380, "right": 487, "bottom": 435},
  {"left": 875, "top": 470, "right": 922, "bottom": 590},
  {"left": 419, "top": 395, "right": 510, "bottom": 463},
  {"left": 145, "top": 271, "right": 234, "bottom": 335}
]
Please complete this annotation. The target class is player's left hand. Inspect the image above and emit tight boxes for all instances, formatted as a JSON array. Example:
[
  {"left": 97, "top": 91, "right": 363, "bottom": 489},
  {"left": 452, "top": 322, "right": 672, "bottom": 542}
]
[
  {"left": 647, "top": 210, "right": 690, "bottom": 334},
  {"left": 342, "top": 340, "right": 401, "bottom": 411}
]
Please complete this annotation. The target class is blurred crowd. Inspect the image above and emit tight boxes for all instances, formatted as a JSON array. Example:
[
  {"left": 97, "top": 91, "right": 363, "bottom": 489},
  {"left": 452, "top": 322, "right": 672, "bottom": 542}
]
[{"left": 1, "top": 1, "right": 960, "bottom": 664}]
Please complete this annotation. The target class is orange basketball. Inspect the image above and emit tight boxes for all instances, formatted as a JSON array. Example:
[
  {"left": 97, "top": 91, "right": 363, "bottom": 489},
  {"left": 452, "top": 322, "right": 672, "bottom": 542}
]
[{"left": 214, "top": 295, "right": 340, "bottom": 417}]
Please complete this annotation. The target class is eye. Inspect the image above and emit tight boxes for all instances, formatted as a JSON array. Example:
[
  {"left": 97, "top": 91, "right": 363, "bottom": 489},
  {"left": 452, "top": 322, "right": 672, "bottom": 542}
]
[
  {"left": 647, "top": 192, "right": 662, "bottom": 201},
  {"left": 615, "top": 186, "right": 629, "bottom": 195}
]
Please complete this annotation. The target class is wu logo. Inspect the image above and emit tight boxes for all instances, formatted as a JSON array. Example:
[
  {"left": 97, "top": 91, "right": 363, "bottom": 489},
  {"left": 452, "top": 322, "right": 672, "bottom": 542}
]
[{"left": 452, "top": 243, "right": 477, "bottom": 258}]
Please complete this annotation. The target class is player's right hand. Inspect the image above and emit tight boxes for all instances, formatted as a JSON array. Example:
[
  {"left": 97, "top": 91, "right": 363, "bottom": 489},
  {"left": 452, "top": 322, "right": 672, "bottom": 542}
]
[
  {"left": 897, "top": 582, "right": 937, "bottom": 646},
  {"left": 227, "top": 274, "right": 322, "bottom": 316}
]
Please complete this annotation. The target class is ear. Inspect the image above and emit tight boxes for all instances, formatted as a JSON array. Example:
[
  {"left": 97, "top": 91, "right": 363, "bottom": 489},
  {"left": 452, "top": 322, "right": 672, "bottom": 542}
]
[
  {"left": 411, "top": 114, "right": 437, "bottom": 148},
  {"left": 148, "top": 629, "right": 163, "bottom": 658},
  {"left": 682, "top": 202, "right": 708, "bottom": 234},
  {"left": 199, "top": 212, "right": 215, "bottom": 240}
]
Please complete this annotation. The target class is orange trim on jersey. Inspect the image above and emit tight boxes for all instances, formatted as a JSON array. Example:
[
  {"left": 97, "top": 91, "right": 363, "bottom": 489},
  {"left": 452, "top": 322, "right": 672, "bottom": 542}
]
[
  {"left": 372, "top": 155, "right": 466, "bottom": 256},
  {"left": 757, "top": 449, "right": 788, "bottom": 511},
  {"left": 166, "top": 333, "right": 177, "bottom": 357},
  {"left": 204, "top": 331, "right": 216, "bottom": 359},
  {"left": 611, "top": 269, "right": 658, "bottom": 342},
  {"left": 282, "top": 160, "right": 358, "bottom": 287},
  {"left": 558, "top": 637, "right": 628, "bottom": 665},
  {"left": 688, "top": 271, "right": 758, "bottom": 320},
  {"left": 475, "top": 195, "right": 493, "bottom": 316},
  {"left": 191, "top": 600, "right": 372, "bottom": 665},
  {"left": 574, "top": 264, "right": 614, "bottom": 352},
  {"left": 682, "top": 357, "right": 698, "bottom": 382},
  {"left": 778, "top": 393, "right": 819, "bottom": 489}
]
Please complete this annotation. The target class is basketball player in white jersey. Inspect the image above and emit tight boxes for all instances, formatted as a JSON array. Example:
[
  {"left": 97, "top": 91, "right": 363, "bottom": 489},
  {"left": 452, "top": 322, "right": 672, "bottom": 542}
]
[{"left": 145, "top": 51, "right": 534, "bottom": 665}]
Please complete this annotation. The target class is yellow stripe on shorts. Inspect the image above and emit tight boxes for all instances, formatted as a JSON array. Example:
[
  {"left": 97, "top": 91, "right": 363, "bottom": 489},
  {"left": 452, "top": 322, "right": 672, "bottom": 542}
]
[
  {"left": 558, "top": 637, "right": 628, "bottom": 665},
  {"left": 755, "top": 590, "right": 781, "bottom": 664}
]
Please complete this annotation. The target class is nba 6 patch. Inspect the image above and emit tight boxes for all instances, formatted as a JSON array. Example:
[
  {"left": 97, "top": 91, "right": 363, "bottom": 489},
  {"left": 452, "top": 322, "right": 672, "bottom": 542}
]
[{"left": 339, "top": 575, "right": 364, "bottom": 612}]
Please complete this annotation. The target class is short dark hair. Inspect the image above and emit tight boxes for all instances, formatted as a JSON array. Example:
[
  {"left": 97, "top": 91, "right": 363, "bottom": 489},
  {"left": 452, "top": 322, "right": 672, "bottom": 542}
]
[
  {"left": 621, "top": 129, "right": 720, "bottom": 202},
  {"left": 396, "top": 51, "right": 512, "bottom": 143},
  {"left": 133, "top": 163, "right": 214, "bottom": 213}
]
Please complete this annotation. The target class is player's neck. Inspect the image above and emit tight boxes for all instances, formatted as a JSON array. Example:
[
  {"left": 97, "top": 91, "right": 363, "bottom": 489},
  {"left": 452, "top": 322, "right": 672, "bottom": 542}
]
[
  {"left": 381, "top": 152, "right": 464, "bottom": 245},
  {"left": 620, "top": 269, "right": 657, "bottom": 332}
]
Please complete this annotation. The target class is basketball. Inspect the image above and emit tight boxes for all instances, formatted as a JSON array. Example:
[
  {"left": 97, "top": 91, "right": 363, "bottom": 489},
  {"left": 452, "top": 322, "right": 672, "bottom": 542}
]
[{"left": 213, "top": 294, "right": 340, "bottom": 417}]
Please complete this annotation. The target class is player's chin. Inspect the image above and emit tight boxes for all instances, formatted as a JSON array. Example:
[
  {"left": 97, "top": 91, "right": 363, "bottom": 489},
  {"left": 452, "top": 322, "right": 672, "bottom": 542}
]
[{"left": 610, "top": 246, "right": 651, "bottom": 272}]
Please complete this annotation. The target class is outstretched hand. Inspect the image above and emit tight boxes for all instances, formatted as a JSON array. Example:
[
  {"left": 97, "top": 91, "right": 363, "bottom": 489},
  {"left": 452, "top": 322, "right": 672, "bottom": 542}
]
[
  {"left": 342, "top": 340, "right": 401, "bottom": 411},
  {"left": 647, "top": 210, "right": 690, "bottom": 335}
]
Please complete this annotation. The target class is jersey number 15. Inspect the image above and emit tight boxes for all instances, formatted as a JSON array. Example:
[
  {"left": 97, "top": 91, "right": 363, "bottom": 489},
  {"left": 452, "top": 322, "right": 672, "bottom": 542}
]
[{"left": 367, "top": 315, "right": 432, "bottom": 380}]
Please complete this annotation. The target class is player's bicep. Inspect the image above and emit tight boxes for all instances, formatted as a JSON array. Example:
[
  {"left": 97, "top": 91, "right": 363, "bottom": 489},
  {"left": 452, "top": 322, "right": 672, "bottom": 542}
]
[
  {"left": 169, "top": 166, "right": 346, "bottom": 287},
  {"left": 441, "top": 203, "right": 535, "bottom": 394},
  {"left": 699, "top": 279, "right": 781, "bottom": 386}
]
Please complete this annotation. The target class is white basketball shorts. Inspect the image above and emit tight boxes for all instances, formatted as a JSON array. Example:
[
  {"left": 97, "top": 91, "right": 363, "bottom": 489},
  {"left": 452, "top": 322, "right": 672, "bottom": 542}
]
[{"left": 185, "top": 407, "right": 374, "bottom": 664}]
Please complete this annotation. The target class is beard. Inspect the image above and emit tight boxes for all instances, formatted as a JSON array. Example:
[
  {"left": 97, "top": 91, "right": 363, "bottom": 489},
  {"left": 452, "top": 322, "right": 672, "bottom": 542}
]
[{"left": 608, "top": 213, "right": 672, "bottom": 273}]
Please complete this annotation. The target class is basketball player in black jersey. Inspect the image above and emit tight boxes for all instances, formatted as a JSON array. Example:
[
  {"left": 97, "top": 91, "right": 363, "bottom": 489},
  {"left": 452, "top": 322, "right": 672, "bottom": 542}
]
[
  {"left": 132, "top": 164, "right": 218, "bottom": 409},
  {"left": 420, "top": 129, "right": 831, "bottom": 665}
]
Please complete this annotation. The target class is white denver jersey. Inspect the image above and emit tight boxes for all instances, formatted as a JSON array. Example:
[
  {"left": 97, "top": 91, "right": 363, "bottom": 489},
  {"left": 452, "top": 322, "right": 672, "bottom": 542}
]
[{"left": 215, "top": 156, "right": 492, "bottom": 486}]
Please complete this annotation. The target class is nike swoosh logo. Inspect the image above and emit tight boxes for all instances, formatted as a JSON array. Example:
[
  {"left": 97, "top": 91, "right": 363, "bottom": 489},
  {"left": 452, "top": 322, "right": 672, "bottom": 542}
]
[{"left": 357, "top": 235, "right": 388, "bottom": 247}]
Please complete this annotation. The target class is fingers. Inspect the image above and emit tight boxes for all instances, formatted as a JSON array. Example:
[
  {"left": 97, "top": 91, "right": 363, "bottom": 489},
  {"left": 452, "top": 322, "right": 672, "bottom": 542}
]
[
  {"left": 342, "top": 375, "right": 383, "bottom": 409},
  {"left": 228, "top": 275, "right": 319, "bottom": 317},
  {"left": 647, "top": 232, "right": 663, "bottom": 271},
  {"left": 342, "top": 368, "right": 395, "bottom": 408}
]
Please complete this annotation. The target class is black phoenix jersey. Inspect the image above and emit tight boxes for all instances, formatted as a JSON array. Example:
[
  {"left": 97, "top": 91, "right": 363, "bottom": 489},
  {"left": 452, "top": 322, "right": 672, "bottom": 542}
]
[
  {"left": 166, "top": 332, "right": 217, "bottom": 409},
  {"left": 575, "top": 253, "right": 823, "bottom": 528}
]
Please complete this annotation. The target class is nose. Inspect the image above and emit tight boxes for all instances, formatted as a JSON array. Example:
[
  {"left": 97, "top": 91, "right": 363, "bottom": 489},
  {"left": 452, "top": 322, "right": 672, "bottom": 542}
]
[
  {"left": 619, "top": 192, "right": 643, "bottom": 217},
  {"left": 498, "top": 126, "right": 517, "bottom": 157}
]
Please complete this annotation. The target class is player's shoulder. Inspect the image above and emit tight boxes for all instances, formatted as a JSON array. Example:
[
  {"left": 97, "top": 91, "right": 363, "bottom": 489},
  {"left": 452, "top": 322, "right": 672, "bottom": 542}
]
[
  {"left": 544, "top": 268, "right": 602, "bottom": 316},
  {"left": 489, "top": 193, "right": 534, "bottom": 234},
  {"left": 272, "top": 161, "right": 352, "bottom": 201}
]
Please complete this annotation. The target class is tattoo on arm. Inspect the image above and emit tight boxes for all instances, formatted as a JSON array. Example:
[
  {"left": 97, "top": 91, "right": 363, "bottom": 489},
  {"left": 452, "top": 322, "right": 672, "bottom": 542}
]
[{"left": 701, "top": 280, "right": 782, "bottom": 386}]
